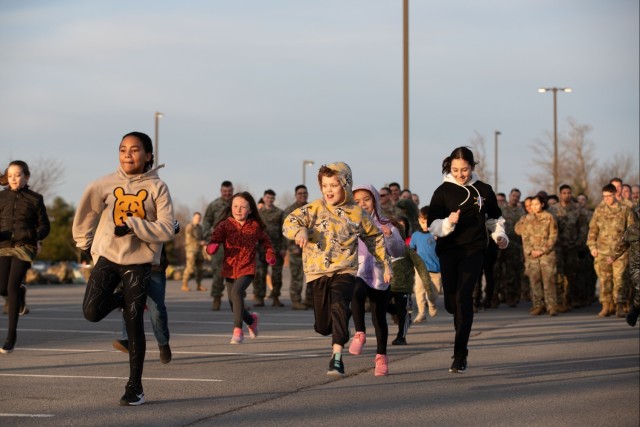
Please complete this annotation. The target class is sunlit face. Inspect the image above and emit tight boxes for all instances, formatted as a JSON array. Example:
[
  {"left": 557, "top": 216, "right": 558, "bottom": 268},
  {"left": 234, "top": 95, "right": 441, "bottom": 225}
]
[
  {"left": 602, "top": 191, "right": 616, "bottom": 207},
  {"left": 295, "top": 188, "right": 308, "bottom": 204},
  {"left": 632, "top": 186, "right": 640, "bottom": 202},
  {"left": 7, "top": 164, "right": 28, "bottom": 191},
  {"left": 321, "top": 175, "right": 345, "bottom": 206},
  {"left": 221, "top": 185, "right": 234, "bottom": 201},
  {"left": 231, "top": 196, "right": 251, "bottom": 223},
  {"left": 530, "top": 198, "right": 543, "bottom": 214},
  {"left": 524, "top": 199, "right": 532, "bottom": 214},
  {"left": 119, "top": 136, "right": 152, "bottom": 175},
  {"left": 622, "top": 186, "right": 632, "bottom": 200},
  {"left": 451, "top": 158, "right": 472, "bottom": 185},
  {"left": 379, "top": 190, "right": 390, "bottom": 204},
  {"left": 192, "top": 213, "right": 201, "bottom": 225},
  {"left": 389, "top": 185, "right": 401, "bottom": 202},
  {"left": 353, "top": 190, "right": 374, "bottom": 215},
  {"left": 496, "top": 195, "right": 506, "bottom": 207},
  {"left": 509, "top": 191, "right": 521, "bottom": 207},
  {"left": 611, "top": 181, "right": 622, "bottom": 197},
  {"left": 559, "top": 188, "right": 572, "bottom": 204}
]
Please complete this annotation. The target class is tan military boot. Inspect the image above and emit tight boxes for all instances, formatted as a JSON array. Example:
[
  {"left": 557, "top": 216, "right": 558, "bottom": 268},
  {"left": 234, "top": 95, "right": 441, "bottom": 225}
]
[
  {"left": 291, "top": 301, "right": 307, "bottom": 310},
  {"left": 616, "top": 303, "right": 626, "bottom": 318},
  {"left": 597, "top": 302, "right": 609, "bottom": 317},
  {"left": 530, "top": 306, "right": 545, "bottom": 316},
  {"left": 272, "top": 297, "right": 284, "bottom": 307},
  {"left": 196, "top": 284, "right": 207, "bottom": 292},
  {"left": 181, "top": 283, "right": 190, "bottom": 292},
  {"left": 212, "top": 296, "right": 221, "bottom": 311}
]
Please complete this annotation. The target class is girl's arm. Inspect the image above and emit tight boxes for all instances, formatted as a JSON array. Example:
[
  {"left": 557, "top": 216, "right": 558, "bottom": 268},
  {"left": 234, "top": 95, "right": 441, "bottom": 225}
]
[
  {"left": 126, "top": 183, "right": 175, "bottom": 244},
  {"left": 35, "top": 194, "right": 51, "bottom": 241},
  {"left": 72, "top": 180, "right": 105, "bottom": 251},
  {"left": 382, "top": 223, "right": 405, "bottom": 258}
]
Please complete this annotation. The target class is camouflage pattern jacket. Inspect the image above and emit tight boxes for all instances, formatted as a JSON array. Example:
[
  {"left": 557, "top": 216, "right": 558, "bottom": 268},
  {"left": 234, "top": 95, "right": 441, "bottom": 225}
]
[
  {"left": 549, "top": 202, "right": 589, "bottom": 250},
  {"left": 610, "top": 222, "right": 639, "bottom": 286},
  {"left": 587, "top": 201, "right": 635, "bottom": 256},
  {"left": 515, "top": 211, "right": 557, "bottom": 257},
  {"left": 259, "top": 205, "right": 285, "bottom": 252},
  {"left": 202, "top": 197, "right": 229, "bottom": 237}
]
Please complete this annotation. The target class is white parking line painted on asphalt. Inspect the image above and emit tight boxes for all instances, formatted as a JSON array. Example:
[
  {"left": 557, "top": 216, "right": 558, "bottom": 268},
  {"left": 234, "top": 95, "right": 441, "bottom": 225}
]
[
  {"left": 0, "top": 373, "right": 223, "bottom": 382},
  {"left": 0, "top": 414, "right": 55, "bottom": 418},
  {"left": 17, "top": 347, "right": 324, "bottom": 357},
  {"left": 16, "top": 316, "right": 313, "bottom": 326},
  {"left": 15, "top": 328, "right": 325, "bottom": 339}
]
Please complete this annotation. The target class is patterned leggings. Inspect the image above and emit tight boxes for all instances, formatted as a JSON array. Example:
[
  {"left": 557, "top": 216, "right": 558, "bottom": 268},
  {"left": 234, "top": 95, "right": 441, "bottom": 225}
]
[{"left": 83, "top": 257, "right": 150, "bottom": 385}]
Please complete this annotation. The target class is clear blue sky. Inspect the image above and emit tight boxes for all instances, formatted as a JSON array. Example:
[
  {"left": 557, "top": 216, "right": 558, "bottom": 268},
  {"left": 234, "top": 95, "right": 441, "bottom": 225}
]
[{"left": 1, "top": 0, "right": 638, "bottom": 210}]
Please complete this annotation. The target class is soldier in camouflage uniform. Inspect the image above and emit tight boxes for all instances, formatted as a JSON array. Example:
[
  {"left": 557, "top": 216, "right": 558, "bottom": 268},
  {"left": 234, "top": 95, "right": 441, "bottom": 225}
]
[
  {"left": 549, "top": 185, "right": 590, "bottom": 311},
  {"left": 182, "top": 212, "right": 206, "bottom": 292},
  {"left": 202, "top": 180, "right": 234, "bottom": 310},
  {"left": 254, "top": 189, "right": 286, "bottom": 307},
  {"left": 587, "top": 184, "right": 636, "bottom": 318},
  {"left": 493, "top": 188, "right": 525, "bottom": 308},
  {"left": 608, "top": 211, "right": 639, "bottom": 326},
  {"left": 283, "top": 185, "right": 312, "bottom": 309},
  {"left": 515, "top": 195, "right": 558, "bottom": 316},
  {"left": 379, "top": 187, "right": 399, "bottom": 219},
  {"left": 575, "top": 193, "right": 597, "bottom": 305}
]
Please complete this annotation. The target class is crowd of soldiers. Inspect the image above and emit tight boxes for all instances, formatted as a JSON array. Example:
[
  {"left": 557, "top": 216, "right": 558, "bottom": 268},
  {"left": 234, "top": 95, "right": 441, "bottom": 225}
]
[{"left": 182, "top": 178, "right": 639, "bottom": 322}]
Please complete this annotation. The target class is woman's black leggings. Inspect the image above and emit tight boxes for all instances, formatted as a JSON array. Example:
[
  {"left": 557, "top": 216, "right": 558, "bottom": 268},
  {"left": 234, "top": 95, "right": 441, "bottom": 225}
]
[
  {"left": 439, "top": 249, "right": 485, "bottom": 355},
  {"left": 225, "top": 276, "right": 255, "bottom": 328},
  {"left": 0, "top": 256, "right": 32, "bottom": 342},
  {"left": 83, "top": 256, "right": 150, "bottom": 385},
  {"left": 352, "top": 277, "right": 390, "bottom": 355}
]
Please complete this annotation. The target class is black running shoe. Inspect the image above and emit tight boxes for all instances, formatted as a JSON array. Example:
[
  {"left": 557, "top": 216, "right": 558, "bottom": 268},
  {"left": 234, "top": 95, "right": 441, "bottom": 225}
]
[
  {"left": 159, "top": 343, "right": 172, "bottom": 364},
  {"left": 392, "top": 337, "right": 407, "bottom": 345},
  {"left": 327, "top": 354, "right": 345, "bottom": 377},
  {"left": 449, "top": 352, "right": 467, "bottom": 374},
  {"left": 112, "top": 339, "right": 129, "bottom": 353},
  {"left": 0, "top": 339, "right": 15, "bottom": 354},
  {"left": 119, "top": 381, "right": 145, "bottom": 406}
]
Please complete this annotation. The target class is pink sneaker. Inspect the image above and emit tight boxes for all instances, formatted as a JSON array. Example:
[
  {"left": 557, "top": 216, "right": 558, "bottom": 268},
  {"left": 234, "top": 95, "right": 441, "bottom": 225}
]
[
  {"left": 230, "top": 327, "right": 244, "bottom": 344},
  {"left": 348, "top": 331, "right": 366, "bottom": 355},
  {"left": 248, "top": 312, "right": 259, "bottom": 339},
  {"left": 375, "top": 354, "right": 388, "bottom": 376}
]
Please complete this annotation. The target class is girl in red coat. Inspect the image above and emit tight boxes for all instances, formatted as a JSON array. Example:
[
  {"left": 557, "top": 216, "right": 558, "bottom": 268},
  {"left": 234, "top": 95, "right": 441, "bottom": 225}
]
[{"left": 207, "top": 192, "right": 275, "bottom": 344}]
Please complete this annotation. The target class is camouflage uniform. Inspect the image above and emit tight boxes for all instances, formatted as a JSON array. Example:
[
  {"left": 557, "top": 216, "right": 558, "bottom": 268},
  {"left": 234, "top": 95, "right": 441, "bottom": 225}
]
[
  {"left": 610, "top": 221, "right": 640, "bottom": 310},
  {"left": 587, "top": 201, "right": 635, "bottom": 310},
  {"left": 182, "top": 221, "right": 204, "bottom": 289},
  {"left": 493, "top": 204, "right": 525, "bottom": 306},
  {"left": 202, "top": 197, "right": 230, "bottom": 298},
  {"left": 283, "top": 201, "right": 311, "bottom": 304},
  {"left": 254, "top": 205, "right": 285, "bottom": 300},
  {"left": 515, "top": 211, "right": 558, "bottom": 310},
  {"left": 549, "top": 202, "right": 589, "bottom": 308}
]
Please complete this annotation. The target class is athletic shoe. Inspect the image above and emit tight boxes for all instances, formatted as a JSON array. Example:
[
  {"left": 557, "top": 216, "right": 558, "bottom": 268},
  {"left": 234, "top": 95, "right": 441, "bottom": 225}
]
[
  {"left": 119, "top": 381, "right": 145, "bottom": 406},
  {"left": 159, "top": 343, "right": 172, "bottom": 364},
  {"left": 428, "top": 306, "right": 438, "bottom": 317},
  {"left": 19, "top": 285, "right": 28, "bottom": 315},
  {"left": 0, "top": 339, "right": 15, "bottom": 354},
  {"left": 230, "top": 327, "right": 244, "bottom": 344},
  {"left": 413, "top": 313, "right": 426, "bottom": 323},
  {"left": 627, "top": 306, "right": 639, "bottom": 327},
  {"left": 327, "top": 354, "right": 345, "bottom": 377},
  {"left": 348, "top": 331, "right": 366, "bottom": 355},
  {"left": 374, "top": 354, "right": 388, "bottom": 376},
  {"left": 112, "top": 339, "right": 129, "bottom": 353},
  {"left": 449, "top": 351, "right": 468, "bottom": 374},
  {"left": 392, "top": 337, "right": 407, "bottom": 345},
  {"left": 248, "top": 312, "right": 259, "bottom": 339}
]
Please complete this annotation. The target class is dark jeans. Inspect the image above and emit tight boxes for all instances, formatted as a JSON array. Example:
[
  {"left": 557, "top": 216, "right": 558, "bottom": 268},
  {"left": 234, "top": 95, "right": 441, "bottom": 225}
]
[
  {"left": 440, "top": 249, "right": 485, "bottom": 355},
  {"left": 0, "top": 256, "right": 31, "bottom": 342},
  {"left": 310, "top": 274, "right": 355, "bottom": 347},
  {"left": 352, "top": 277, "right": 390, "bottom": 354},
  {"left": 388, "top": 291, "right": 411, "bottom": 340},
  {"left": 83, "top": 256, "right": 150, "bottom": 385},
  {"left": 121, "top": 270, "right": 169, "bottom": 346}
]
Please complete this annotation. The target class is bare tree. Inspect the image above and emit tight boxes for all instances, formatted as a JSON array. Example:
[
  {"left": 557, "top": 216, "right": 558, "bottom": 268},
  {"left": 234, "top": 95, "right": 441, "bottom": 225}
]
[
  {"left": 527, "top": 131, "right": 556, "bottom": 194},
  {"left": 469, "top": 131, "right": 492, "bottom": 184},
  {"left": 26, "top": 157, "right": 65, "bottom": 200},
  {"left": 594, "top": 153, "right": 640, "bottom": 190},
  {"left": 561, "top": 118, "right": 597, "bottom": 200}
]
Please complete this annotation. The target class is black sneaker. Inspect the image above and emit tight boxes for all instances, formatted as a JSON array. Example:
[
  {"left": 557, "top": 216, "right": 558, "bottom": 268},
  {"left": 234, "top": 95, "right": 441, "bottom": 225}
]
[
  {"left": 159, "top": 343, "right": 172, "bottom": 364},
  {"left": 0, "top": 339, "right": 15, "bottom": 354},
  {"left": 392, "top": 337, "right": 407, "bottom": 345},
  {"left": 119, "top": 381, "right": 145, "bottom": 406},
  {"left": 19, "top": 285, "right": 29, "bottom": 316},
  {"left": 627, "top": 306, "right": 639, "bottom": 327},
  {"left": 112, "top": 339, "right": 129, "bottom": 353},
  {"left": 327, "top": 354, "right": 345, "bottom": 377},
  {"left": 449, "top": 351, "right": 468, "bottom": 374}
]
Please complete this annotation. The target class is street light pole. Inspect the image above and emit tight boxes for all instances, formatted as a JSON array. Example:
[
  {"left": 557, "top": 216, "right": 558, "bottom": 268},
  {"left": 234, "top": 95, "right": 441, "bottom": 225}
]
[
  {"left": 302, "top": 160, "right": 314, "bottom": 187},
  {"left": 538, "top": 87, "right": 571, "bottom": 193},
  {"left": 494, "top": 130, "right": 501, "bottom": 191},
  {"left": 154, "top": 112, "right": 164, "bottom": 167},
  {"left": 402, "top": 0, "right": 410, "bottom": 190}
]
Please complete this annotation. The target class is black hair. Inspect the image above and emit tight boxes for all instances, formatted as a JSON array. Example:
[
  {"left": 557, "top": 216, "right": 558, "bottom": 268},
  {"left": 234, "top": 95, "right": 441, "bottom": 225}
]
[
  {"left": 559, "top": 184, "right": 572, "bottom": 192},
  {"left": 602, "top": 183, "right": 616, "bottom": 193},
  {"left": 532, "top": 194, "right": 548, "bottom": 210},
  {"left": 295, "top": 185, "right": 307, "bottom": 193},
  {"left": 264, "top": 189, "right": 276, "bottom": 196},
  {"left": 441, "top": 146, "right": 477, "bottom": 174},
  {"left": 510, "top": 188, "right": 521, "bottom": 194},
  {"left": 122, "top": 131, "right": 154, "bottom": 172}
]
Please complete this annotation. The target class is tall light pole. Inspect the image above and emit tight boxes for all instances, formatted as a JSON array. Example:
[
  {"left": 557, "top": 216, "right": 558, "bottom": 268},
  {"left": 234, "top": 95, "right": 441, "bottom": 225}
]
[
  {"left": 402, "top": 0, "right": 410, "bottom": 189},
  {"left": 494, "top": 130, "right": 501, "bottom": 191},
  {"left": 302, "top": 160, "right": 314, "bottom": 187},
  {"left": 154, "top": 112, "right": 164, "bottom": 167},
  {"left": 538, "top": 87, "right": 571, "bottom": 193}
]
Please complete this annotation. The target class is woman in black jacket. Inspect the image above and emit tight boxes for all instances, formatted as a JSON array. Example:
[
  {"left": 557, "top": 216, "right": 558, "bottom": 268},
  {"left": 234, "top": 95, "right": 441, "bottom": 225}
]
[
  {"left": 427, "top": 147, "right": 508, "bottom": 373},
  {"left": 0, "top": 160, "right": 50, "bottom": 354}
]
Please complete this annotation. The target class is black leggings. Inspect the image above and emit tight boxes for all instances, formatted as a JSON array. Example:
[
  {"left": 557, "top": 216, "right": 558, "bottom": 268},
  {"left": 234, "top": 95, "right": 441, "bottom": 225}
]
[
  {"left": 83, "top": 256, "right": 150, "bottom": 385},
  {"left": 440, "top": 249, "right": 485, "bottom": 355},
  {"left": 387, "top": 291, "right": 411, "bottom": 340},
  {"left": 0, "top": 256, "right": 31, "bottom": 342},
  {"left": 224, "top": 276, "right": 255, "bottom": 328},
  {"left": 352, "top": 277, "right": 390, "bottom": 355}
]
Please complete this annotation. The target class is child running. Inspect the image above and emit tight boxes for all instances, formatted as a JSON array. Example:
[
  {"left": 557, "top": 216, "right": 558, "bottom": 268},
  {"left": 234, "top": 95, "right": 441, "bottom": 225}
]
[
  {"left": 283, "top": 162, "right": 392, "bottom": 377},
  {"left": 349, "top": 184, "right": 405, "bottom": 376},
  {"left": 206, "top": 191, "right": 274, "bottom": 344},
  {"left": 410, "top": 205, "right": 441, "bottom": 322}
]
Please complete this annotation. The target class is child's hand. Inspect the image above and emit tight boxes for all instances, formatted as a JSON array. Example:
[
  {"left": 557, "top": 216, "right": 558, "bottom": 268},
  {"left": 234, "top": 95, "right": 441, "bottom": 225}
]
[
  {"left": 496, "top": 236, "right": 508, "bottom": 249},
  {"left": 206, "top": 242, "right": 220, "bottom": 255},
  {"left": 383, "top": 266, "right": 393, "bottom": 284},
  {"left": 295, "top": 228, "right": 308, "bottom": 248},
  {"left": 380, "top": 224, "right": 392, "bottom": 237},
  {"left": 448, "top": 209, "right": 461, "bottom": 225},
  {"left": 266, "top": 253, "right": 276, "bottom": 266}
]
